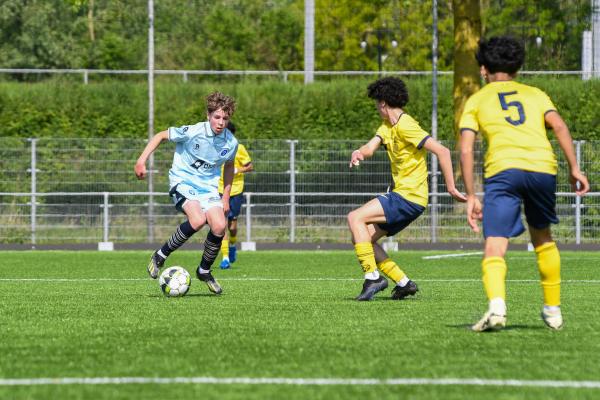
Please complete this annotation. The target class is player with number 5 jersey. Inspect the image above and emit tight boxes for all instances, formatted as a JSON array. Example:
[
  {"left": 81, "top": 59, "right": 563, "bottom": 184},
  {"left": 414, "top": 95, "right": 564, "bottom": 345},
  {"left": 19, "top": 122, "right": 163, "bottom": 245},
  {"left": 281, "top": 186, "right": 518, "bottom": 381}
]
[
  {"left": 459, "top": 36, "right": 590, "bottom": 332},
  {"left": 461, "top": 80, "right": 558, "bottom": 178}
]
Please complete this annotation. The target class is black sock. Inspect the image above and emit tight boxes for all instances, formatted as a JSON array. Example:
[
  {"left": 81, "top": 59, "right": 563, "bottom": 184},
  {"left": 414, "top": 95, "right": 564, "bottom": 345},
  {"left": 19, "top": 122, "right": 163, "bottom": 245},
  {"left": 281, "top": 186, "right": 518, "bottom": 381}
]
[
  {"left": 160, "top": 221, "right": 198, "bottom": 258},
  {"left": 199, "top": 230, "right": 224, "bottom": 270}
]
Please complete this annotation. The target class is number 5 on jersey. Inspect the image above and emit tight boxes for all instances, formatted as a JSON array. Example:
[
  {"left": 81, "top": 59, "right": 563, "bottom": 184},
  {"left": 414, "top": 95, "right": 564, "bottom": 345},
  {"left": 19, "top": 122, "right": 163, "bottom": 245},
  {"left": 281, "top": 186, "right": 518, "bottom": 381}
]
[{"left": 498, "top": 91, "right": 526, "bottom": 126}]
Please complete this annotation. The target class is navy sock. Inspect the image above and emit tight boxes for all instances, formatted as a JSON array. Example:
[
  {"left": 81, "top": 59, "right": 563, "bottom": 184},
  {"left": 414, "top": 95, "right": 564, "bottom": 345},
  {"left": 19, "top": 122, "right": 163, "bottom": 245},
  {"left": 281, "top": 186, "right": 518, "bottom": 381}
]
[
  {"left": 160, "top": 221, "right": 198, "bottom": 257},
  {"left": 199, "top": 230, "right": 224, "bottom": 270}
]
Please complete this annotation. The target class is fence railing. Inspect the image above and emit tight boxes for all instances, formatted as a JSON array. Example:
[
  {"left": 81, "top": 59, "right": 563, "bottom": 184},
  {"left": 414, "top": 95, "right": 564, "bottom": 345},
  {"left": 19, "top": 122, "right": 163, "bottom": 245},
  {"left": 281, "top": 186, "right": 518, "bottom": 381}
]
[
  {"left": 0, "top": 138, "right": 597, "bottom": 248},
  {"left": 0, "top": 68, "right": 592, "bottom": 84}
]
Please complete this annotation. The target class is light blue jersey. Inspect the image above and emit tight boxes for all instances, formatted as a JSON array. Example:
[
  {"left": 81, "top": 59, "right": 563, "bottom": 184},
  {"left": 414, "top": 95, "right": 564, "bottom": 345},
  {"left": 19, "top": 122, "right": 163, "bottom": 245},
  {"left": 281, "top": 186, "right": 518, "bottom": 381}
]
[{"left": 168, "top": 121, "right": 238, "bottom": 194}]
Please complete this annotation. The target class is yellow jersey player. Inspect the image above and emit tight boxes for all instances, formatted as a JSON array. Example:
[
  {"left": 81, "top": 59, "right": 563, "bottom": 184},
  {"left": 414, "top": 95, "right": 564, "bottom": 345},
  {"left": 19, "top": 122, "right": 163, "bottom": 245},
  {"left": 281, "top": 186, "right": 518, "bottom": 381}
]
[
  {"left": 348, "top": 77, "right": 466, "bottom": 301},
  {"left": 218, "top": 122, "right": 253, "bottom": 269},
  {"left": 459, "top": 36, "right": 590, "bottom": 331}
]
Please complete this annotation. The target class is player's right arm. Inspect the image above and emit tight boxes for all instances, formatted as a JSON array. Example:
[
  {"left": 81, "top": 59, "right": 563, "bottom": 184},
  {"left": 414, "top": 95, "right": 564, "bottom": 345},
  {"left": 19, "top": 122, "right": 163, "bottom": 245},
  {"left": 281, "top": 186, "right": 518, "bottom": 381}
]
[
  {"left": 134, "top": 130, "right": 169, "bottom": 180},
  {"left": 459, "top": 129, "right": 482, "bottom": 233},
  {"left": 349, "top": 136, "right": 381, "bottom": 168},
  {"left": 458, "top": 95, "right": 483, "bottom": 232},
  {"left": 545, "top": 111, "right": 590, "bottom": 196}
]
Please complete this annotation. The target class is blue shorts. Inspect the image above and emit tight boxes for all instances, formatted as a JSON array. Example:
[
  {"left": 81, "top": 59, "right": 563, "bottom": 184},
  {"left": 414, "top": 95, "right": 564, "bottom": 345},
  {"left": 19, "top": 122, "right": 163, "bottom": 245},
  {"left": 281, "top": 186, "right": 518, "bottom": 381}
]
[
  {"left": 376, "top": 192, "right": 425, "bottom": 236},
  {"left": 226, "top": 193, "right": 245, "bottom": 220},
  {"left": 483, "top": 169, "right": 558, "bottom": 238}
]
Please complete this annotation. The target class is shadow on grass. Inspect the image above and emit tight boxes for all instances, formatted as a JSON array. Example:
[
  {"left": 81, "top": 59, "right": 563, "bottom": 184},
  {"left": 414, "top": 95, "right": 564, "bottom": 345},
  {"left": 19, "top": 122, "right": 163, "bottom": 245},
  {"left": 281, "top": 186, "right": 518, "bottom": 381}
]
[
  {"left": 342, "top": 297, "right": 419, "bottom": 302},
  {"left": 145, "top": 293, "right": 223, "bottom": 298},
  {"left": 446, "top": 323, "right": 546, "bottom": 331}
]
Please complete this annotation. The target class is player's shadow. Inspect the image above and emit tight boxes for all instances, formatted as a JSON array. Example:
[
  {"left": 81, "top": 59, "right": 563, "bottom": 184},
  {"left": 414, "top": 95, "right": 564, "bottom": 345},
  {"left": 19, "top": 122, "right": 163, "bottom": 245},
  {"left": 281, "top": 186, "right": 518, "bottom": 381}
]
[
  {"left": 446, "top": 323, "right": 545, "bottom": 331},
  {"left": 144, "top": 293, "right": 223, "bottom": 298},
  {"left": 343, "top": 297, "right": 419, "bottom": 302}
]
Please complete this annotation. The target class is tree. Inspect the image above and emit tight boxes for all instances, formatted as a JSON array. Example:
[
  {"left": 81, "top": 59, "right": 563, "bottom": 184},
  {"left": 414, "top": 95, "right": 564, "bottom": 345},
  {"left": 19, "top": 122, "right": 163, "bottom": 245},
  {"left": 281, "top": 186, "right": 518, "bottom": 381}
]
[{"left": 452, "top": 0, "right": 481, "bottom": 139}]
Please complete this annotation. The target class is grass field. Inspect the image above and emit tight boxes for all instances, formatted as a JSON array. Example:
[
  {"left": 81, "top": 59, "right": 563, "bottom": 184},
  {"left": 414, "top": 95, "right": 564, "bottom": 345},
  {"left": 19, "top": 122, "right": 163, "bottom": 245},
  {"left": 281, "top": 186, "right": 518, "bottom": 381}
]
[{"left": 0, "top": 250, "right": 599, "bottom": 400}]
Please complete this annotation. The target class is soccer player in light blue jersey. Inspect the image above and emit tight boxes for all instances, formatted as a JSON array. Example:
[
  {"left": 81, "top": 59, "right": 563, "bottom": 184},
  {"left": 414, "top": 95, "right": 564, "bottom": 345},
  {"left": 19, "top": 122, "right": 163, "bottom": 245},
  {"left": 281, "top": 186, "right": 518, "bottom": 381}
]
[{"left": 135, "top": 92, "right": 239, "bottom": 295}]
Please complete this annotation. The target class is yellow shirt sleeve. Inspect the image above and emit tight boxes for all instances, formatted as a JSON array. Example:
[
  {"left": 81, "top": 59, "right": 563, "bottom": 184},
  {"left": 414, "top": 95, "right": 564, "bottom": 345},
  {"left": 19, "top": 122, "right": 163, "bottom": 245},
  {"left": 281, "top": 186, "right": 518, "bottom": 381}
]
[
  {"left": 235, "top": 144, "right": 252, "bottom": 168},
  {"left": 535, "top": 88, "right": 556, "bottom": 114},
  {"left": 376, "top": 123, "right": 392, "bottom": 147},
  {"left": 459, "top": 95, "right": 480, "bottom": 133},
  {"left": 396, "top": 114, "right": 430, "bottom": 148}
]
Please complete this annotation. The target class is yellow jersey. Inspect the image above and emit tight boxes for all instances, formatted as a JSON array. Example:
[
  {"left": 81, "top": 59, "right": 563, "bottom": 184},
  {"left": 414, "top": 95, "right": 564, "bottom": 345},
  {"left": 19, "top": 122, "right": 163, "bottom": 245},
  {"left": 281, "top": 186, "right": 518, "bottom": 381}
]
[
  {"left": 218, "top": 143, "right": 252, "bottom": 196},
  {"left": 459, "top": 80, "right": 557, "bottom": 178},
  {"left": 376, "top": 113, "right": 430, "bottom": 207}
]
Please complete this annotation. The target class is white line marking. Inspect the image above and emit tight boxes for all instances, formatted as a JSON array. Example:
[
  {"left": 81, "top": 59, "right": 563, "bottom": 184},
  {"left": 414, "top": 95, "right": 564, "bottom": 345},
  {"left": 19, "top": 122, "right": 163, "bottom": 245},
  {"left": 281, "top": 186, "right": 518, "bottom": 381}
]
[
  {"left": 0, "top": 376, "right": 599, "bottom": 389},
  {"left": 0, "top": 278, "right": 599, "bottom": 283},
  {"left": 422, "top": 252, "right": 483, "bottom": 259}
]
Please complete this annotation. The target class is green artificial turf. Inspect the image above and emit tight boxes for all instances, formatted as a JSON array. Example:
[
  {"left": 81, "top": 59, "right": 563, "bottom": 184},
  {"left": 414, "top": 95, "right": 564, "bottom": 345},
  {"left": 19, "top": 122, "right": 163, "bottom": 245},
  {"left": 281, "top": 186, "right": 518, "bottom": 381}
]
[{"left": 0, "top": 250, "right": 599, "bottom": 399}]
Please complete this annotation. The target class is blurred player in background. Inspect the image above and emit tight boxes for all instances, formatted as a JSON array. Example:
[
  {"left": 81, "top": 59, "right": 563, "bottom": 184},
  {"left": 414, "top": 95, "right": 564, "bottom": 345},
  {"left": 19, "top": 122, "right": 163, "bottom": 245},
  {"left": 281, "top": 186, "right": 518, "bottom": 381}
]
[
  {"left": 218, "top": 122, "right": 253, "bottom": 269},
  {"left": 348, "top": 77, "right": 466, "bottom": 301},
  {"left": 459, "top": 36, "right": 590, "bottom": 331},
  {"left": 134, "top": 92, "right": 239, "bottom": 295}
]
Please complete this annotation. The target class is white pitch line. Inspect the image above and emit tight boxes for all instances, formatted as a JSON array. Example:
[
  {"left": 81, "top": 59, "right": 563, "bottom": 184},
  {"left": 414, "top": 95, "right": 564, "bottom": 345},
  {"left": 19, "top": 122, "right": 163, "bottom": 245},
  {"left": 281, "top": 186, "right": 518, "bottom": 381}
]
[
  {"left": 422, "top": 252, "right": 484, "bottom": 260},
  {"left": 1, "top": 278, "right": 600, "bottom": 283},
  {"left": 0, "top": 376, "right": 599, "bottom": 389}
]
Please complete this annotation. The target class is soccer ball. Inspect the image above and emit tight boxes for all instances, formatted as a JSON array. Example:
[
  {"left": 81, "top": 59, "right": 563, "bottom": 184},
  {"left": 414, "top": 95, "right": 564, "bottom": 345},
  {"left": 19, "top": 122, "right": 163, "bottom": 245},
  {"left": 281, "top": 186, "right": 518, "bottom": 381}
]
[{"left": 159, "top": 266, "right": 191, "bottom": 297}]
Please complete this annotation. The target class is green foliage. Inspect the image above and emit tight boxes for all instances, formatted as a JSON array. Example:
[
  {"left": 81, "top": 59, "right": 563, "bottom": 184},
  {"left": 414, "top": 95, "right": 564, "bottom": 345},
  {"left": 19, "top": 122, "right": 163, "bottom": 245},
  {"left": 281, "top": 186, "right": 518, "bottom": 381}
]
[
  {"left": 482, "top": 0, "right": 591, "bottom": 70},
  {"left": 0, "top": 0, "right": 591, "bottom": 72},
  {"left": 1, "top": 77, "right": 598, "bottom": 141}
]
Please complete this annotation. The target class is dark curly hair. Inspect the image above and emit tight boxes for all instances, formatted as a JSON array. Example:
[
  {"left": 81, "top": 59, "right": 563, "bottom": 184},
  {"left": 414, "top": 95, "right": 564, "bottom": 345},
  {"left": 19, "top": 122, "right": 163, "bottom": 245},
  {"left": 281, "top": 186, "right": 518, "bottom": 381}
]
[
  {"left": 475, "top": 36, "right": 525, "bottom": 75},
  {"left": 227, "top": 121, "right": 236, "bottom": 133},
  {"left": 367, "top": 77, "right": 409, "bottom": 108}
]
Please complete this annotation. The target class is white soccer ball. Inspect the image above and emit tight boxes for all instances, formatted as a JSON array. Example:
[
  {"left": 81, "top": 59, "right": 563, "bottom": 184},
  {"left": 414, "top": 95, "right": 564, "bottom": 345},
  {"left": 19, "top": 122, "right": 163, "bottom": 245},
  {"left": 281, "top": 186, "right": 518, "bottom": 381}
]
[{"left": 159, "top": 266, "right": 191, "bottom": 297}]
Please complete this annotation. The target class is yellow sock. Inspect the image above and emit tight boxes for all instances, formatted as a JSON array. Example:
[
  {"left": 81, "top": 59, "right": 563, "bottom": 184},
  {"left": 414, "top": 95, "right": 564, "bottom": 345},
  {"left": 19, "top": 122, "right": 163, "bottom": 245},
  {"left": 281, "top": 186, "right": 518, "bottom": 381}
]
[
  {"left": 377, "top": 258, "right": 406, "bottom": 283},
  {"left": 482, "top": 257, "right": 507, "bottom": 301},
  {"left": 354, "top": 242, "right": 377, "bottom": 274},
  {"left": 536, "top": 242, "right": 561, "bottom": 307},
  {"left": 230, "top": 235, "right": 237, "bottom": 245},
  {"left": 221, "top": 239, "right": 229, "bottom": 258}
]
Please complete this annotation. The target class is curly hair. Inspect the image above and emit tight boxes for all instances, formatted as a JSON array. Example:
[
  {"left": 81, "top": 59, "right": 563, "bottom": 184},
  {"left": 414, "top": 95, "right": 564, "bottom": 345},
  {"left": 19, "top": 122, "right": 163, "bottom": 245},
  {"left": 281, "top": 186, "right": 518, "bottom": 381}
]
[
  {"left": 475, "top": 36, "right": 525, "bottom": 75},
  {"left": 206, "top": 92, "right": 236, "bottom": 116},
  {"left": 367, "top": 77, "right": 409, "bottom": 108}
]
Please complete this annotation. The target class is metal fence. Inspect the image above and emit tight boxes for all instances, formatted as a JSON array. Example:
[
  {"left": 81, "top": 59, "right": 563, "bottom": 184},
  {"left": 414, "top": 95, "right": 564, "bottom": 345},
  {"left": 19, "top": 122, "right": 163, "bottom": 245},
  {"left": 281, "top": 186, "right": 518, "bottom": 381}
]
[
  {"left": 0, "top": 68, "right": 592, "bottom": 84},
  {"left": 0, "top": 138, "right": 598, "bottom": 247}
]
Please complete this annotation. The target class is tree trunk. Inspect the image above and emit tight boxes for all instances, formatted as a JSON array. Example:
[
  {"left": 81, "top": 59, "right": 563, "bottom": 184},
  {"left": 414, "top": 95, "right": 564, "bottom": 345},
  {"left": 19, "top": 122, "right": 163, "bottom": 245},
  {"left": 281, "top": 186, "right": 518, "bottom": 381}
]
[
  {"left": 88, "top": 0, "right": 95, "bottom": 42},
  {"left": 453, "top": 0, "right": 481, "bottom": 141}
]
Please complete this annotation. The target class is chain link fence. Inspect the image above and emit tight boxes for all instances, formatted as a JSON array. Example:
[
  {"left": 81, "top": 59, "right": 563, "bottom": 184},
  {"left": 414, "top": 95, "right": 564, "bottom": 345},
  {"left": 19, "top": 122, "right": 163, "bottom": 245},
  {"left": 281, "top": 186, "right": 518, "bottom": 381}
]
[{"left": 0, "top": 138, "right": 597, "bottom": 247}]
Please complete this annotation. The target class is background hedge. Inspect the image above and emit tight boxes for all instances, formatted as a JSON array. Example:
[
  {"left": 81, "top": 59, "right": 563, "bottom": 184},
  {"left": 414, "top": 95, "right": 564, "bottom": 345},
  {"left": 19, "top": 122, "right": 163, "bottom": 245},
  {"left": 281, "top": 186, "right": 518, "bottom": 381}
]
[{"left": 0, "top": 76, "right": 598, "bottom": 141}]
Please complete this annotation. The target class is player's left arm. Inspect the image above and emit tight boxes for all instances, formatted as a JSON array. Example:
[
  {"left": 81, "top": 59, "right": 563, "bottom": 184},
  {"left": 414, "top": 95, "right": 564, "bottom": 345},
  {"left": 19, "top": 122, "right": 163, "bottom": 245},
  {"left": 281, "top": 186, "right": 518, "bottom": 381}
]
[
  {"left": 221, "top": 160, "right": 235, "bottom": 215},
  {"left": 423, "top": 138, "right": 466, "bottom": 203},
  {"left": 545, "top": 111, "right": 590, "bottom": 196}
]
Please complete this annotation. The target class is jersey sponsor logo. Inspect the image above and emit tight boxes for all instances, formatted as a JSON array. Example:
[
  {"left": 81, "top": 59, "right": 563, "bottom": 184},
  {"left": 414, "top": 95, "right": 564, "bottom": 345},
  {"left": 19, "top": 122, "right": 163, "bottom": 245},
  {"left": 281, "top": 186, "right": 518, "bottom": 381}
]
[{"left": 190, "top": 158, "right": 216, "bottom": 170}]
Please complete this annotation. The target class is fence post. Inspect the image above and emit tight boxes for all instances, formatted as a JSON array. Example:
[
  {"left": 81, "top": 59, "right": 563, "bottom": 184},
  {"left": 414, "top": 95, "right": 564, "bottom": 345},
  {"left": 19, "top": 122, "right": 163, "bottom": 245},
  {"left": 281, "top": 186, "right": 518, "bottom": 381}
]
[
  {"left": 241, "top": 192, "right": 256, "bottom": 251},
  {"left": 430, "top": 156, "right": 439, "bottom": 243},
  {"left": 575, "top": 140, "right": 583, "bottom": 245},
  {"left": 83, "top": 70, "right": 89, "bottom": 84},
  {"left": 27, "top": 138, "right": 37, "bottom": 249},
  {"left": 98, "top": 192, "right": 114, "bottom": 251},
  {"left": 287, "top": 140, "right": 298, "bottom": 243}
]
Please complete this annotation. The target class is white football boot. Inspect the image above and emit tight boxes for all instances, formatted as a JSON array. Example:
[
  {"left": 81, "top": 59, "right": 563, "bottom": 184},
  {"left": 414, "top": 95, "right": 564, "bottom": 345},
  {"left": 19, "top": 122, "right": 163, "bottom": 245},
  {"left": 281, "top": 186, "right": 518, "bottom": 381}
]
[{"left": 541, "top": 307, "right": 563, "bottom": 330}]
